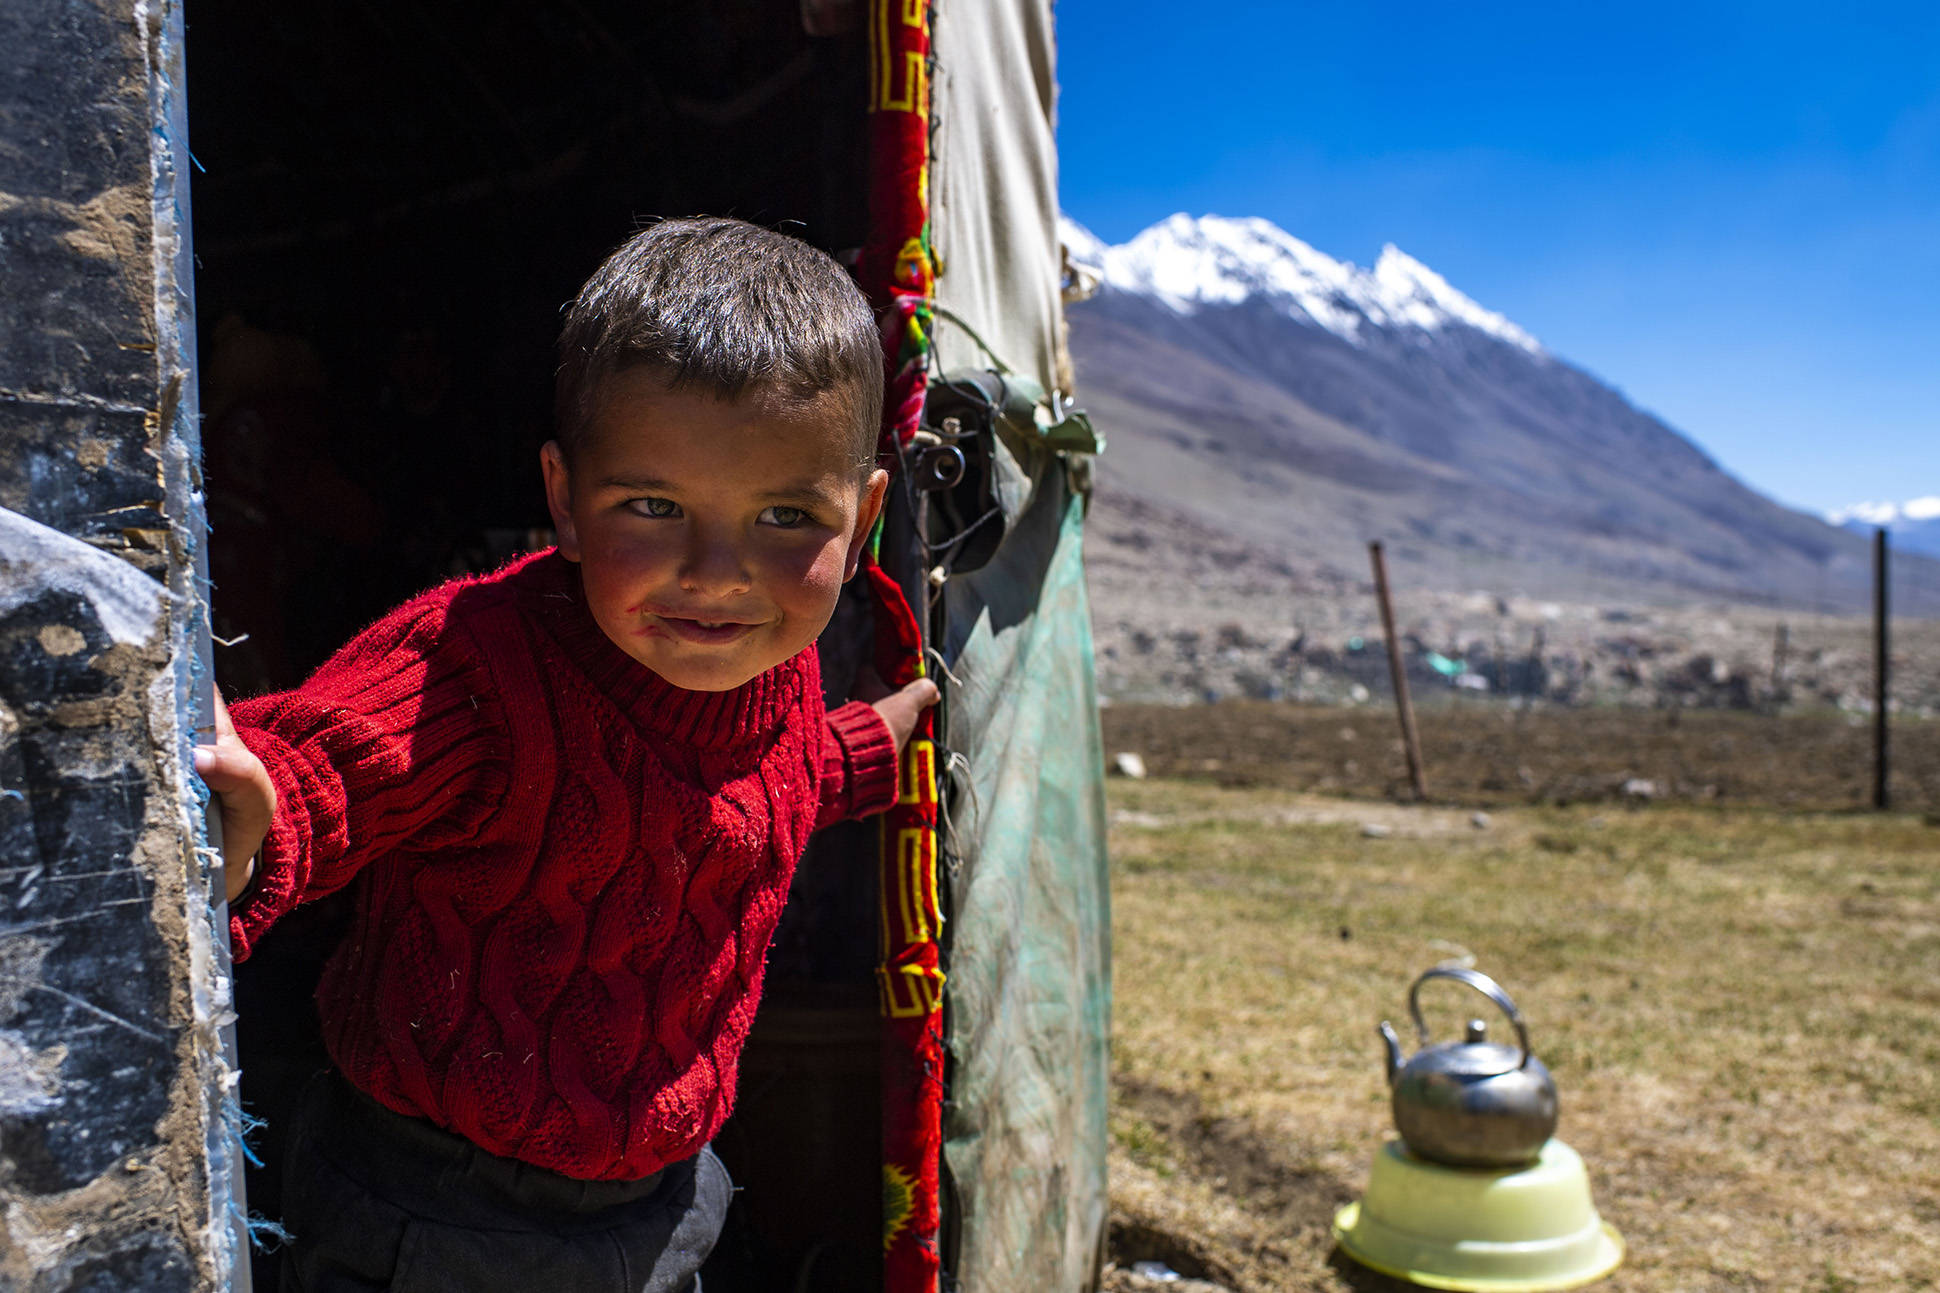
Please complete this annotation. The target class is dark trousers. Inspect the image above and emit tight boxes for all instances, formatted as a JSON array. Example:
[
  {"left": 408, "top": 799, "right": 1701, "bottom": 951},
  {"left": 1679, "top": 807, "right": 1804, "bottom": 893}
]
[{"left": 278, "top": 1072, "right": 730, "bottom": 1292}]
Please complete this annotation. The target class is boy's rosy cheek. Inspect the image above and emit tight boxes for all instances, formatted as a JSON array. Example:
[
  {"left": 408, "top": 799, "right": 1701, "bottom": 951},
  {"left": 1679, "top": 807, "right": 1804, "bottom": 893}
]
[{"left": 788, "top": 544, "right": 850, "bottom": 602}]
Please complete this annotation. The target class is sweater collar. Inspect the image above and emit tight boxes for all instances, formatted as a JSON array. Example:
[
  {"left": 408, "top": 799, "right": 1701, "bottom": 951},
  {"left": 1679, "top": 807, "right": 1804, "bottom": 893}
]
[{"left": 512, "top": 550, "right": 811, "bottom": 748}]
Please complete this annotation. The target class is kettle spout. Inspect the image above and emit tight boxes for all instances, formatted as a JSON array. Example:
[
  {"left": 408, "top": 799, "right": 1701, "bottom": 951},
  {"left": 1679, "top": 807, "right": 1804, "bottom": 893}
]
[{"left": 1378, "top": 1021, "right": 1404, "bottom": 1086}]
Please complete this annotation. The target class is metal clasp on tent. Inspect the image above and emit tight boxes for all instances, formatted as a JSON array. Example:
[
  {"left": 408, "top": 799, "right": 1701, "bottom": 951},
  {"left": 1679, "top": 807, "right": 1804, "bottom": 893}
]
[{"left": 908, "top": 428, "right": 968, "bottom": 493}]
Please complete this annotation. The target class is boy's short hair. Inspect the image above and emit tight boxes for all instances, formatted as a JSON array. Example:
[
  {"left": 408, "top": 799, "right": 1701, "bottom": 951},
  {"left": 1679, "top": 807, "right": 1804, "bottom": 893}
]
[{"left": 555, "top": 217, "right": 883, "bottom": 473}]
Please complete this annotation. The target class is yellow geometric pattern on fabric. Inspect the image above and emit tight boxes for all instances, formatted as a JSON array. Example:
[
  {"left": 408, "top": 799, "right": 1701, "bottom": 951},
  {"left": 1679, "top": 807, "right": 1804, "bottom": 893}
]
[
  {"left": 896, "top": 827, "right": 939, "bottom": 944},
  {"left": 876, "top": 955, "right": 942, "bottom": 1017},
  {"left": 877, "top": 962, "right": 945, "bottom": 1019},
  {"left": 883, "top": 1163, "right": 917, "bottom": 1251},
  {"left": 872, "top": 0, "right": 928, "bottom": 112},
  {"left": 877, "top": 734, "right": 944, "bottom": 1019},
  {"left": 898, "top": 739, "right": 936, "bottom": 806}
]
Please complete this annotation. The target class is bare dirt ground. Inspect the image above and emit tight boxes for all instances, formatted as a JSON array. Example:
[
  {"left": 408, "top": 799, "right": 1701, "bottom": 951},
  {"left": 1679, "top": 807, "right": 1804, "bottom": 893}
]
[
  {"left": 1102, "top": 702, "right": 1940, "bottom": 814},
  {"left": 1097, "top": 776, "right": 1940, "bottom": 1293}
]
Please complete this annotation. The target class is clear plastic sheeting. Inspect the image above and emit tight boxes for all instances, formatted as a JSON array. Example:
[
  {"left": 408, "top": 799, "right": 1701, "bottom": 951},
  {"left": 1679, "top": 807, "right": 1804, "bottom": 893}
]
[{"left": 930, "top": 2, "right": 1110, "bottom": 1286}]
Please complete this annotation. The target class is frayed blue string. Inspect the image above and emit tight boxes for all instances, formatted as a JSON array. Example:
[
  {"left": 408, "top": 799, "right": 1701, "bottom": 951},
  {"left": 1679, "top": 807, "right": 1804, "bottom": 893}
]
[
  {"left": 225, "top": 1102, "right": 296, "bottom": 1251},
  {"left": 244, "top": 1212, "right": 293, "bottom": 1251},
  {"left": 234, "top": 1102, "right": 269, "bottom": 1170},
  {"left": 226, "top": 1194, "right": 293, "bottom": 1252}
]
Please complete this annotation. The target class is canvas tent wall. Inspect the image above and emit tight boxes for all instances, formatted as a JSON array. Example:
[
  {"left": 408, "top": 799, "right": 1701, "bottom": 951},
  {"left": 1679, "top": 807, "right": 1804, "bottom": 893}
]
[
  {"left": 0, "top": 0, "right": 1108, "bottom": 1288},
  {"left": 926, "top": 2, "right": 1112, "bottom": 1288}
]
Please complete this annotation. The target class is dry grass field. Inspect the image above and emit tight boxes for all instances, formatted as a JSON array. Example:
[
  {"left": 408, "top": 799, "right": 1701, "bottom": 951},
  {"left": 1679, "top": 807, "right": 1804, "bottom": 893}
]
[{"left": 1099, "top": 776, "right": 1940, "bottom": 1291}]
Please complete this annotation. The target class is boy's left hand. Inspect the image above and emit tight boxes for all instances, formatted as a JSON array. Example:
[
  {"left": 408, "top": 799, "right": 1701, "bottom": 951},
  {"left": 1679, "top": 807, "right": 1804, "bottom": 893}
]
[{"left": 861, "top": 676, "right": 940, "bottom": 756}]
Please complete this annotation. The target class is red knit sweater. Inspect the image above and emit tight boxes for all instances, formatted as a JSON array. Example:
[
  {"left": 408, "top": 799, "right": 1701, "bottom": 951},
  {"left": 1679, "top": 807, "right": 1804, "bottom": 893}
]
[{"left": 230, "top": 550, "right": 897, "bottom": 1181}]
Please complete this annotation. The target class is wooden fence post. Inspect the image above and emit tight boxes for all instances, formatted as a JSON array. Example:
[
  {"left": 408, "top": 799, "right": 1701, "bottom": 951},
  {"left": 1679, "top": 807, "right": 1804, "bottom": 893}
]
[
  {"left": 1875, "top": 528, "right": 1890, "bottom": 811},
  {"left": 1368, "top": 542, "right": 1428, "bottom": 802}
]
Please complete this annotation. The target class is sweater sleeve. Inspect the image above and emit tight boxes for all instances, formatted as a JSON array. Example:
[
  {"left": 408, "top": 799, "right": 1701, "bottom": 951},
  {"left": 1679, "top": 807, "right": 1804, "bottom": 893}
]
[
  {"left": 815, "top": 700, "right": 900, "bottom": 828},
  {"left": 226, "top": 591, "right": 510, "bottom": 961}
]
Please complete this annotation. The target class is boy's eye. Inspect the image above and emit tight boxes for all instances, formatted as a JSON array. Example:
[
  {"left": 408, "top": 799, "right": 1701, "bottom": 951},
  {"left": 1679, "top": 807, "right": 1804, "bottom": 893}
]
[
  {"left": 629, "top": 497, "right": 679, "bottom": 519},
  {"left": 760, "top": 505, "right": 812, "bottom": 529}
]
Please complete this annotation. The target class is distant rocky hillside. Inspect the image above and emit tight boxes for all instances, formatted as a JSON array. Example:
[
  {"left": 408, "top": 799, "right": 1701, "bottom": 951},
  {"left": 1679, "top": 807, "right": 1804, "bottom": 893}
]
[{"left": 1065, "top": 214, "right": 1939, "bottom": 618}]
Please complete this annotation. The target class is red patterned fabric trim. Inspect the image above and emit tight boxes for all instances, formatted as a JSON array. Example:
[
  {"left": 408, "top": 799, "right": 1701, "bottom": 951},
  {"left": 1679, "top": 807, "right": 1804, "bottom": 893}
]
[{"left": 857, "top": 1, "right": 942, "bottom": 1289}]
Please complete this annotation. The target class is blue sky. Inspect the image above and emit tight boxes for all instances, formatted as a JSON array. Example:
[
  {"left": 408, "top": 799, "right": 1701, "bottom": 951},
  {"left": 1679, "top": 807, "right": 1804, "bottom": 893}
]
[{"left": 1055, "top": 1, "right": 1940, "bottom": 518}]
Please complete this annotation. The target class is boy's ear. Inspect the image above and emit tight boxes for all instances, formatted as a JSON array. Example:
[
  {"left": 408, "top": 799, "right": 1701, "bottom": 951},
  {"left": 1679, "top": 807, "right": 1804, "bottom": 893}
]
[
  {"left": 842, "top": 467, "right": 890, "bottom": 581},
  {"left": 540, "top": 441, "right": 582, "bottom": 561}
]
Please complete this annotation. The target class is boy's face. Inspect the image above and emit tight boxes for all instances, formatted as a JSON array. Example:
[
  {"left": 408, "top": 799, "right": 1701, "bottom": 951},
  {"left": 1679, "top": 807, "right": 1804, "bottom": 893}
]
[{"left": 542, "top": 371, "right": 887, "bottom": 693}]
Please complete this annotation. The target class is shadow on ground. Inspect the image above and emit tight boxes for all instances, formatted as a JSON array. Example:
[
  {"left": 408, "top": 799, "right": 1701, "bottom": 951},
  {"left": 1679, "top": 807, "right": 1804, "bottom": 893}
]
[{"left": 1106, "top": 1077, "right": 1419, "bottom": 1292}]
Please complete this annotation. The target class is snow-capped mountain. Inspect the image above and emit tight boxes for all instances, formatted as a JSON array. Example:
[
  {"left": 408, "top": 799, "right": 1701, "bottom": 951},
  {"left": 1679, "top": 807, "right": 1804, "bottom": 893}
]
[
  {"left": 1063, "top": 214, "right": 1541, "bottom": 354},
  {"left": 1829, "top": 497, "right": 1940, "bottom": 559},
  {"left": 1064, "top": 212, "right": 1938, "bottom": 613}
]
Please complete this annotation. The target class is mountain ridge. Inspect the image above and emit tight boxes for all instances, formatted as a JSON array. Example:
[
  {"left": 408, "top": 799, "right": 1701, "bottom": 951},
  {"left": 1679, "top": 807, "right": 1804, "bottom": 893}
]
[
  {"left": 1066, "top": 212, "right": 1938, "bottom": 617},
  {"left": 1064, "top": 214, "right": 1541, "bottom": 353}
]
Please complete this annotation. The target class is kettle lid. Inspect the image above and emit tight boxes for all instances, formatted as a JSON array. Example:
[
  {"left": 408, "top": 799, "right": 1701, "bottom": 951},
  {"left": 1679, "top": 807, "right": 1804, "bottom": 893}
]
[{"left": 1416, "top": 1019, "right": 1529, "bottom": 1078}]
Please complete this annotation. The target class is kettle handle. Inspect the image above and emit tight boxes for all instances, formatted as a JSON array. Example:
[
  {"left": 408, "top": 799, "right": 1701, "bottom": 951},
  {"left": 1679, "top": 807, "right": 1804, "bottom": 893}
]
[{"left": 1407, "top": 967, "right": 1533, "bottom": 1070}]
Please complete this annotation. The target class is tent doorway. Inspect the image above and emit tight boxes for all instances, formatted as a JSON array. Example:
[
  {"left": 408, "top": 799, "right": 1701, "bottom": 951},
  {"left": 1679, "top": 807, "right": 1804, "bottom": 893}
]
[{"left": 186, "top": 3, "right": 885, "bottom": 1287}]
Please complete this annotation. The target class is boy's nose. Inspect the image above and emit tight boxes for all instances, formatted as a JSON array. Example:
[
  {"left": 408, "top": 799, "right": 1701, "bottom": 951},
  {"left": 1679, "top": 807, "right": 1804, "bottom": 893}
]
[{"left": 677, "top": 531, "right": 753, "bottom": 595}]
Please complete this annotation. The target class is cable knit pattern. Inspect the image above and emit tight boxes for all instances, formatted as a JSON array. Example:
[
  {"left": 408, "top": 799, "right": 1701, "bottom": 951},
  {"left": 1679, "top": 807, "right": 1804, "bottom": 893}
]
[{"left": 230, "top": 550, "right": 897, "bottom": 1181}]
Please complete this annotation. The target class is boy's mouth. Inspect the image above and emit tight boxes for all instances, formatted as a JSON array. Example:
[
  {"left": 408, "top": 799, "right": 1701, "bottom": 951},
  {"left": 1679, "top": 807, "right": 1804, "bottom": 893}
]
[{"left": 644, "top": 613, "right": 760, "bottom": 646}]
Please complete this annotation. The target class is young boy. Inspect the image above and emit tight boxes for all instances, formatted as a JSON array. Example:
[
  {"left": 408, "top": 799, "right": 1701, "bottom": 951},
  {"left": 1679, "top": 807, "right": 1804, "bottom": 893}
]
[{"left": 195, "top": 217, "right": 937, "bottom": 1292}]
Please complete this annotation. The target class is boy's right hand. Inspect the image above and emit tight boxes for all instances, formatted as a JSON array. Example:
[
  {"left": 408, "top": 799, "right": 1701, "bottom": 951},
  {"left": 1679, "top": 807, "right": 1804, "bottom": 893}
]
[
  {"left": 193, "top": 688, "right": 276, "bottom": 904},
  {"left": 860, "top": 675, "right": 940, "bottom": 758}
]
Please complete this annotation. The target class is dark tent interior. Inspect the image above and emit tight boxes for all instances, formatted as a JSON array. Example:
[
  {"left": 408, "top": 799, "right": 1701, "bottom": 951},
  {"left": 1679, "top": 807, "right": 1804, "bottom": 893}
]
[{"left": 187, "top": 2, "right": 892, "bottom": 1286}]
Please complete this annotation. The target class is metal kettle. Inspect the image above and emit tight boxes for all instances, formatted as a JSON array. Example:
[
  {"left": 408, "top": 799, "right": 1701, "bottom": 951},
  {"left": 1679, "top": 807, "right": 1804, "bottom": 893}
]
[{"left": 1379, "top": 967, "right": 1559, "bottom": 1168}]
